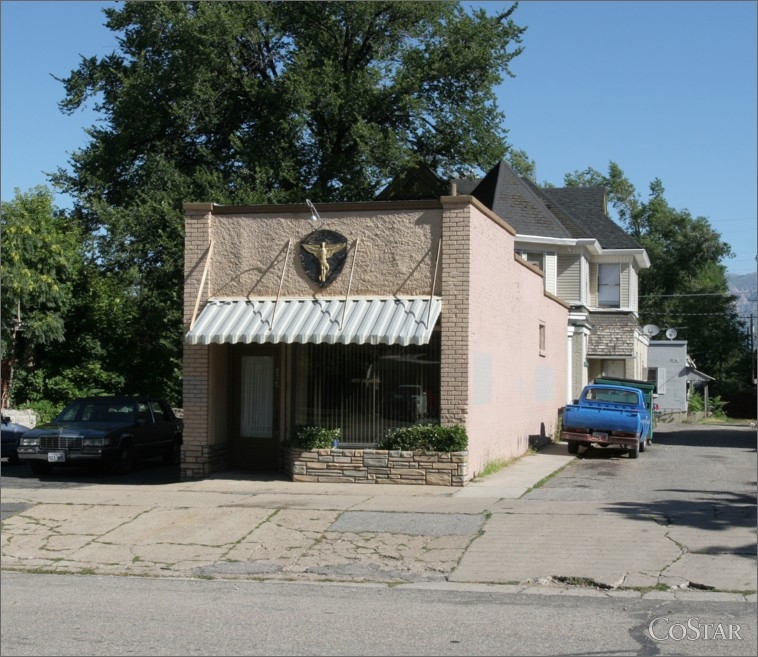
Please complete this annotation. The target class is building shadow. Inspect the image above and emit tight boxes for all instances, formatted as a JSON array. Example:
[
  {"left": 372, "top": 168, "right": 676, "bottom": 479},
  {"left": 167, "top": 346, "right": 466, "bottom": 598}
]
[
  {"left": 653, "top": 426, "right": 757, "bottom": 449},
  {"left": 602, "top": 491, "right": 757, "bottom": 558}
]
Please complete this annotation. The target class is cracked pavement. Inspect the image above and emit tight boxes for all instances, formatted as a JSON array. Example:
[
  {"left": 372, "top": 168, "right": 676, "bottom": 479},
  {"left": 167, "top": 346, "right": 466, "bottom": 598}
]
[{"left": 1, "top": 423, "right": 756, "bottom": 601}]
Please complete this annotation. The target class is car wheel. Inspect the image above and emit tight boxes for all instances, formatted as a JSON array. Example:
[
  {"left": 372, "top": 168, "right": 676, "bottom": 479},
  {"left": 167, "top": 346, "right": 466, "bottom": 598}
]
[
  {"left": 8, "top": 453, "right": 21, "bottom": 465},
  {"left": 567, "top": 441, "right": 579, "bottom": 455},
  {"left": 163, "top": 438, "right": 181, "bottom": 465},
  {"left": 30, "top": 461, "right": 53, "bottom": 476},
  {"left": 629, "top": 440, "right": 640, "bottom": 459},
  {"left": 115, "top": 441, "right": 135, "bottom": 474}
]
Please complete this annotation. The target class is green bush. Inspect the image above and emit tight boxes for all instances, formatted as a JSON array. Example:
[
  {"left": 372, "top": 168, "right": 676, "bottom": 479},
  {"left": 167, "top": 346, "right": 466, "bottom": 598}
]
[
  {"left": 689, "top": 391, "right": 728, "bottom": 417},
  {"left": 24, "top": 400, "right": 64, "bottom": 425},
  {"left": 378, "top": 423, "right": 468, "bottom": 452},
  {"left": 293, "top": 425, "right": 341, "bottom": 449},
  {"left": 688, "top": 391, "right": 705, "bottom": 412},
  {"left": 706, "top": 395, "right": 728, "bottom": 418}
]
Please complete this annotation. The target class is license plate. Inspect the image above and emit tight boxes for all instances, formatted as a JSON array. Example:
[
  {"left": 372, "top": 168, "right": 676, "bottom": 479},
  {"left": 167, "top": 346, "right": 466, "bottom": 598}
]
[
  {"left": 592, "top": 431, "right": 608, "bottom": 440},
  {"left": 47, "top": 451, "right": 66, "bottom": 463}
]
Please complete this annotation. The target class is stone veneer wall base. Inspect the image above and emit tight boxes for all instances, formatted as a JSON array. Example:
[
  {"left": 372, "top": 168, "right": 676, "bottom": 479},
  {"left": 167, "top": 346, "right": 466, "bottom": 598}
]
[{"left": 288, "top": 447, "right": 468, "bottom": 486}]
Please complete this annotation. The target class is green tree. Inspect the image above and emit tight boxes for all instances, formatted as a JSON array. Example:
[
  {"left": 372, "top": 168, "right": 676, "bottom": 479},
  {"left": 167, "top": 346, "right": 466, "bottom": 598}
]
[
  {"left": 563, "top": 161, "right": 639, "bottom": 226},
  {"left": 505, "top": 148, "right": 536, "bottom": 182},
  {"left": 51, "top": 0, "right": 526, "bottom": 404},
  {"left": 0, "top": 187, "right": 81, "bottom": 406}
]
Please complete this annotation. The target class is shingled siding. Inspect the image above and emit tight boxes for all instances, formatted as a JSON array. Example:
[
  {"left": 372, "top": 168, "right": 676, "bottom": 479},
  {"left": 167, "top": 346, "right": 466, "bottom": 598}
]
[{"left": 289, "top": 447, "right": 468, "bottom": 486}]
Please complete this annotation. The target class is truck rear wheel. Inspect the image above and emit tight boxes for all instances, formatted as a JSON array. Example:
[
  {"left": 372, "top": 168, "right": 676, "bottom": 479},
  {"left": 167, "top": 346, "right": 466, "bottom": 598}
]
[
  {"left": 567, "top": 441, "right": 579, "bottom": 455},
  {"left": 629, "top": 441, "right": 640, "bottom": 459}
]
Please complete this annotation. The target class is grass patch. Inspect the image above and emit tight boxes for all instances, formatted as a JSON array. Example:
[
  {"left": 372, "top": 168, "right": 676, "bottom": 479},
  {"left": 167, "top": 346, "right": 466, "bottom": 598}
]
[
  {"left": 526, "top": 460, "right": 574, "bottom": 492},
  {"left": 699, "top": 415, "right": 754, "bottom": 425},
  {"left": 478, "top": 457, "right": 517, "bottom": 478}
]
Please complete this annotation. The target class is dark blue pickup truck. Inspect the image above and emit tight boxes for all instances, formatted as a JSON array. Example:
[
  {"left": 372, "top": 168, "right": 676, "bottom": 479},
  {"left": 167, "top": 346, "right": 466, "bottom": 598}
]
[{"left": 560, "top": 383, "right": 653, "bottom": 459}]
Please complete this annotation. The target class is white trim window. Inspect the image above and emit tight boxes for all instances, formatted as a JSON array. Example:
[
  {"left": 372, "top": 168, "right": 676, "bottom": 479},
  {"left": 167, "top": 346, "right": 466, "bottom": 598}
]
[{"left": 598, "top": 263, "right": 621, "bottom": 307}]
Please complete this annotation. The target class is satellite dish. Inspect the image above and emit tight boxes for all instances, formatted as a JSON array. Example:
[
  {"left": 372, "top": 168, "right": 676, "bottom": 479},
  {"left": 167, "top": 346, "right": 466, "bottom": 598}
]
[
  {"left": 665, "top": 328, "right": 678, "bottom": 340},
  {"left": 643, "top": 324, "right": 660, "bottom": 337}
]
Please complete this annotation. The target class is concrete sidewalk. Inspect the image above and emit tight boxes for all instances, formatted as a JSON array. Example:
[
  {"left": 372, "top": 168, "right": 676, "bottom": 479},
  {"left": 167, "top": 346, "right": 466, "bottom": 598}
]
[{"left": 1, "top": 438, "right": 755, "bottom": 601}]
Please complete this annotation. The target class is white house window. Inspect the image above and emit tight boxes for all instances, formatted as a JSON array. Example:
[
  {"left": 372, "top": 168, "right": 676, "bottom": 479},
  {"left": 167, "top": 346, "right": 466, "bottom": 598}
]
[
  {"left": 598, "top": 263, "right": 621, "bottom": 307},
  {"left": 517, "top": 250, "right": 544, "bottom": 271}
]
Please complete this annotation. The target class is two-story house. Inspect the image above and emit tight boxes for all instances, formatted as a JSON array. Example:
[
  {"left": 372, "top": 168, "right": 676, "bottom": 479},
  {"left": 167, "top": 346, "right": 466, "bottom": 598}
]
[{"left": 452, "top": 161, "right": 651, "bottom": 402}]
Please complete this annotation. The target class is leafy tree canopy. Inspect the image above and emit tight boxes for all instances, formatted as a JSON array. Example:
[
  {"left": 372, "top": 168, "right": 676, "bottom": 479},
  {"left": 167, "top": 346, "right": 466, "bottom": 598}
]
[
  {"left": 0, "top": 187, "right": 84, "bottom": 405},
  {"left": 47, "top": 1, "right": 526, "bottom": 404},
  {"left": 1, "top": 187, "right": 81, "bottom": 351},
  {"left": 55, "top": 0, "right": 525, "bottom": 206}
]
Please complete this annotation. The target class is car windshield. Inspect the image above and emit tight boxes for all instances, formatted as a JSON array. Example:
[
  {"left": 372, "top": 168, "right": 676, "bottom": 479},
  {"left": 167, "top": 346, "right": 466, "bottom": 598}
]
[{"left": 55, "top": 400, "right": 136, "bottom": 424}]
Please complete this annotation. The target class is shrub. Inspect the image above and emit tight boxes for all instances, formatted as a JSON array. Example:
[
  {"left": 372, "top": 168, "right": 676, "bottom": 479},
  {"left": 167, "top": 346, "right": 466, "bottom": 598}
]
[
  {"left": 293, "top": 425, "right": 341, "bottom": 449},
  {"left": 378, "top": 423, "right": 468, "bottom": 452},
  {"left": 24, "top": 400, "right": 63, "bottom": 425},
  {"left": 707, "top": 395, "right": 729, "bottom": 418},
  {"left": 688, "top": 391, "right": 705, "bottom": 412},
  {"left": 689, "top": 391, "right": 728, "bottom": 417}
]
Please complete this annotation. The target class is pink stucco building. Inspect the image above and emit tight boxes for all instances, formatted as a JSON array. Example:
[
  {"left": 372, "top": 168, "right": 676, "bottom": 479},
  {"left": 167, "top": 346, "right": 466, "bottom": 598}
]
[{"left": 182, "top": 193, "right": 568, "bottom": 484}]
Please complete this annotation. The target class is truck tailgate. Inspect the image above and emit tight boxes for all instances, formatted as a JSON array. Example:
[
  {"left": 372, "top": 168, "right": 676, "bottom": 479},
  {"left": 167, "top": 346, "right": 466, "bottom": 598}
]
[{"left": 562, "top": 405, "right": 642, "bottom": 435}]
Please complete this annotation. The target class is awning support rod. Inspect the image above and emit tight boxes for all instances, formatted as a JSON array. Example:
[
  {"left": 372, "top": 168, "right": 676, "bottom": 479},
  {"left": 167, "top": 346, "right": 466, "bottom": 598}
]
[
  {"left": 190, "top": 239, "right": 214, "bottom": 331},
  {"left": 428, "top": 238, "right": 442, "bottom": 325},
  {"left": 340, "top": 237, "right": 360, "bottom": 330},
  {"left": 270, "top": 239, "right": 292, "bottom": 331}
]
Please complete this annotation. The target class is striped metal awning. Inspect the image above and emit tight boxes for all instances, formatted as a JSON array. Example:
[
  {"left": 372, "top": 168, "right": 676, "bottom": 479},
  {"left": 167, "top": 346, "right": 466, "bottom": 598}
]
[{"left": 185, "top": 297, "right": 442, "bottom": 346}]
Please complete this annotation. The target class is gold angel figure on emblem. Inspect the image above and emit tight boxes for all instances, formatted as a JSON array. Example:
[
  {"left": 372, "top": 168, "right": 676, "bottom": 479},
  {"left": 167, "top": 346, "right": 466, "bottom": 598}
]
[{"left": 302, "top": 241, "right": 346, "bottom": 282}]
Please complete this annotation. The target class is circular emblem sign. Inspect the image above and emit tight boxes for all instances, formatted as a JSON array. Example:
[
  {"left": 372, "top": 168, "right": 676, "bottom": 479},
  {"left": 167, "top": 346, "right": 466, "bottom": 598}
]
[{"left": 299, "top": 230, "right": 348, "bottom": 287}]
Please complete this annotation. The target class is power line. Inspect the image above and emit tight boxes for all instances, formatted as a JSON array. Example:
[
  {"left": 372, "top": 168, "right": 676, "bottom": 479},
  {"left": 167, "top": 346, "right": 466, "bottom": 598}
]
[{"left": 639, "top": 293, "right": 733, "bottom": 298}]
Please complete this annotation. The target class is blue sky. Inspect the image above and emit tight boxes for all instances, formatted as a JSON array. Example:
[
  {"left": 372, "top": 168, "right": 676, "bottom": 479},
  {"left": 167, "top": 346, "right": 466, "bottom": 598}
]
[{"left": 2, "top": 0, "right": 756, "bottom": 275}]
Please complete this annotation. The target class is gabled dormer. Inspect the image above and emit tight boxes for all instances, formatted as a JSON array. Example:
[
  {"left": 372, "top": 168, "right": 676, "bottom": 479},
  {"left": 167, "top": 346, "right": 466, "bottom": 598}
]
[{"left": 535, "top": 186, "right": 650, "bottom": 313}]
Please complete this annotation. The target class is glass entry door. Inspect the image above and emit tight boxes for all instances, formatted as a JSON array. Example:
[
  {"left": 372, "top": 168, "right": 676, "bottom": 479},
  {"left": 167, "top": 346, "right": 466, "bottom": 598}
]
[
  {"left": 231, "top": 349, "right": 279, "bottom": 471},
  {"left": 241, "top": 356, "right": 274, "bottom": 438}
]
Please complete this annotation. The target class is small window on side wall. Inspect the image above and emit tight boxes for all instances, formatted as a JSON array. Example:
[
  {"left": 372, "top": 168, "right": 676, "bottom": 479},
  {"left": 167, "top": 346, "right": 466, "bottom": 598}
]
[{"left": 539, "top": 322, "right": 546, "bottom": 356}]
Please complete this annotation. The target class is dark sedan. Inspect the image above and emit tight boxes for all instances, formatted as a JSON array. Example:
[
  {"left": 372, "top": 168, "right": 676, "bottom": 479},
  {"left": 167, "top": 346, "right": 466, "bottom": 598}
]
[
  {"left": 2, "top": 416, "right": 31, "bottom": 464},
  {"left": 17, "top": 396, "right": 182, "bottom": 476}
]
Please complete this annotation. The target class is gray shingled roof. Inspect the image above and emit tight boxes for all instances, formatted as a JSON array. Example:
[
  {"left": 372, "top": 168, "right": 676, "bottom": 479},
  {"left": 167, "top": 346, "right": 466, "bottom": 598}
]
[
  {"left": 376, "top": 164, "right": 448, "bottom": 201},
  {"left": 462, "top": 161, "right": 572, "bottom": 238},
  {"left": 455, "top": 160, "right": 642, "bottom": 250},
  {"left": 453, "top": 178, "right": 479, "bottom": 195},
  {"left": 385, "top": 160, "right": 644, "bottom": 251},
  {"left": 538, "top": 187, "right": 643, "bottom": 250},
  {"left": 521, "top": 178, "right": 593, "bottom": 240}
]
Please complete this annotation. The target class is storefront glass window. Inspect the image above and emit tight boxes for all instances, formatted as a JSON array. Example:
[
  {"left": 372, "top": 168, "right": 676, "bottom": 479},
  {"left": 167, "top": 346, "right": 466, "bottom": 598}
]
[{"left": 290, "top": 331, "right": 441, "bottom": 445}]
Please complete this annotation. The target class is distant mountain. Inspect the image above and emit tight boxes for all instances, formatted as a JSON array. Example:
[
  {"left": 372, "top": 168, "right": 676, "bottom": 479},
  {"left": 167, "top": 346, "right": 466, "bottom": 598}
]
[{"left": 727, "top": 272, "right": 757, "bottom": 321}]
